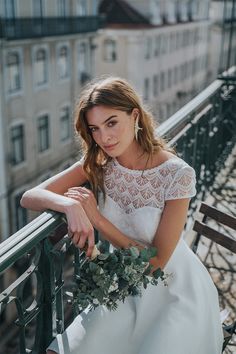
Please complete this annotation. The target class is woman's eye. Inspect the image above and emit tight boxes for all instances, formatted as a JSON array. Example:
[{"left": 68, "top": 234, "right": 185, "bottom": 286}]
[
  {"left": 89, "top": 127, "right": 98, "bottom": 133},
  {"left": 107, "top": 121, "right": 117, "bottom": 127}
]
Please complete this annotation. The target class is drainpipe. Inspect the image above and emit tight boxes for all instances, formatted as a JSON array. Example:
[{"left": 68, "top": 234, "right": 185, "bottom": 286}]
[{"left": 0, "top": 39, "right": 10, "bottom": 241}]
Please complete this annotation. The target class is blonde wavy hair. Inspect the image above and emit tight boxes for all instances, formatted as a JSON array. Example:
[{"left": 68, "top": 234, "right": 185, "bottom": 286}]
[{"left": 75, "top": 77, "right": 172, "bottom": 196}]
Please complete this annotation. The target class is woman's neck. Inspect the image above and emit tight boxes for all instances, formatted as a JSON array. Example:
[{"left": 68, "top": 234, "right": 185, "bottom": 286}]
[{"left": 116, "top": 143, "right": 149, "bottom": 170}]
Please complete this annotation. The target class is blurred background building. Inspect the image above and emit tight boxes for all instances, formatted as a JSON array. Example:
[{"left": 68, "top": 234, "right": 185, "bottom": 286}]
[
  {"left": 0, "top": 0, "right": 102, "bottom": 241},
  {"left": 96, "top": 0, "right": 210, "bottom": 122},
  {"left": 0, "top": 0, "right": 235, "bottom": 242}
]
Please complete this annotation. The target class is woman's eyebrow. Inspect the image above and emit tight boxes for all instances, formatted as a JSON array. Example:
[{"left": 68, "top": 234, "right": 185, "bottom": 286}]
[{"left": 88, "top": 115, "right": 117, "bottom": 127}]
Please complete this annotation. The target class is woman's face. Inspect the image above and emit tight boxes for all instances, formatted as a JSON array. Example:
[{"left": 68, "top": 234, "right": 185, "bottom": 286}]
[{"left": 86, "top": 105, "right": 138, "bottom": 157}]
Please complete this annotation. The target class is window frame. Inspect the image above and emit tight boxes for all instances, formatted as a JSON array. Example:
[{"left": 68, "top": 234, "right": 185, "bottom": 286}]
[
  {"left": 37, "top": 113, "right": 50, "bottom": 153},
  {"left": 10, "top": 122, "right": 25, "bottom": 166},
  {"left": 32, "top": 45, "right": 49, "bottom": 89},
  {"left": 103, "top": 39, "right": 117, "bottom": 62},
  {"left": 59, "top": 104, "right": 71, "bottom": 142},
  {"left": 57, "top": 42, "right": 70, "bottom": 81},
  {"left": 5, "top": 48, "right": 24, "bottom": 98}
]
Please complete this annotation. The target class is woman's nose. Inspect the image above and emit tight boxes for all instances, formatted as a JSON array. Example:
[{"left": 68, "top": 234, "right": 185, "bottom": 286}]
[{"left": 100, "top": 129, "right": 111, "bottom": 144}]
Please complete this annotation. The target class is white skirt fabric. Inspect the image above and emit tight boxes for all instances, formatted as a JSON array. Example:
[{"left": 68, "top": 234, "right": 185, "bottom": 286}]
[{"left": 47, "top": 239, "right": 223, "bottom": 354}]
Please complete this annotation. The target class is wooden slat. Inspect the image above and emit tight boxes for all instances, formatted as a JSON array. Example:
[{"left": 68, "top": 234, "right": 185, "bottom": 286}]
[
  {"left": 193, "top": 220, "right": 236, "bottom": 254},
  {"left": 199, "top": 203, "right": 236, "bottom": 230}
]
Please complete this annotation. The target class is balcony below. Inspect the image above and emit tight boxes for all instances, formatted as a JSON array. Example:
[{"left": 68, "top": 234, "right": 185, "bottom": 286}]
[{"left": 0, "top": 16, "right": 104, "bottom": 40}]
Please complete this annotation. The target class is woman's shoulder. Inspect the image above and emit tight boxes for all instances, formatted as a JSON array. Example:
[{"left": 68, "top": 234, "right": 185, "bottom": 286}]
[{"left": 150, "top": 150, "right": 193, "bottom": 172}]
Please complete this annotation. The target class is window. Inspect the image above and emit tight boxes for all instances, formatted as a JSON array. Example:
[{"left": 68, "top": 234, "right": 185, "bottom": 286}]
[
  {"left": 58, "top": 45, "right": 69, "bottom": 79},
  {"left": 153, "top": 75, "right": 159, "bottom": 97},
  {"left": 5, "top": 0, "right": 16, "bottom": 18},
  {"left": 60, "top": 106, "right": 71, "bottom": 141},
  {"left": 176, "top": 32, "right": 181, "bottom": 49},
  {"left": 144, "top": 78, "right": 149, "bottom": 101},
  {"left": 104, "top": 39, "right": 117, "bottom": 62},
  {"left": 174, "top": 66, "right": 178, "bottom": 85},
  {"left": 168, "top": 69, "right": 172, "bottom": 88},
  {"left": 7, "top": 52, "right": 21, "bottom": 93},
  {"left": 160, "top": 72, "right": 166, "bottom": 92},
  {"left": 193, "top": 58, "right": 197, "bottom": 75},
  {"left": 14, "top": 193, "right": 27, "bottom": 230},
  {"left": 170, "top": 32, "right": 176, "bottom": 51},
  {"left": 78, "top": 42, "right": 90, "bottom": 83},
  {"left": 180, "top": 63, "right": 185, "bottom": 80},
  {"left": 38, "top": 115, "right": 50, "bottom": 152},
  {"left": 144, "top": 37, "right": 152, "bottom": 59},
  {"left": 154, "top": 36, "right": 161, "bottom": 57},
  {"left": 161, "top": 34, "right": 168, "bottom": 54},
  {"left": 32, "top": 0, "right": 44, "bottom": 17},
  {"left": 11, "top": 124, "right": 25, "bottom": 165},
  {"left": 194, "top": 28, "right": 199, "bottom": 43},
  {"left": 76, "top": 0, "right": 87, "bottom": 15},
  {"left": 34, "top": 48, "right": 48, "bottom": 86},
  {"left": 58, "top": 0, "right": 67, "bottom": 16}
]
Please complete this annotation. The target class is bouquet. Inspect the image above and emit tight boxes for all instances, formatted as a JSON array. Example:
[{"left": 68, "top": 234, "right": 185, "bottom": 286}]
[{"left": 70, "top": 242, "right": 165, "bottom": 313}]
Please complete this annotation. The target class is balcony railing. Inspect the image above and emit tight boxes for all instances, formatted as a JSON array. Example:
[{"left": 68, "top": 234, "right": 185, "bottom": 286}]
[
  {"left": 0, "top": 16, "right": 104, "bottom": 40},
  {"left": 0, "top": 68, "right": 235, "bottom": 354}
]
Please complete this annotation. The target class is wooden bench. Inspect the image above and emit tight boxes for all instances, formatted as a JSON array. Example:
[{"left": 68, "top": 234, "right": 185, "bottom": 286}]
[{"left": 192, "top": 202, "right": 236, "bottom": 352}]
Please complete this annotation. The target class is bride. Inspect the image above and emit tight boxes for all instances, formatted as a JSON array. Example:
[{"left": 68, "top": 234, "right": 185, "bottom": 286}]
[{"left": 21, "top": 77, "right": 223, "bottom": 354}]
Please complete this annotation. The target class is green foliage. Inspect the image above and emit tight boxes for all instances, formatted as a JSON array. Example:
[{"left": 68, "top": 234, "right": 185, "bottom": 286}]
[{"left": 72, "top": 242, "right": 165, "bottom": 313}]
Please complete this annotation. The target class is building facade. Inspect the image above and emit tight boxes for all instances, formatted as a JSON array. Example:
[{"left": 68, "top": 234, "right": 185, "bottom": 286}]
[
  {"left": 95, "top": 0, "right": 210, "bottom": 122},
  {"left": 0, "top": 0, "right": 102, "bottom": 240},
  {"left": 207, "top": 0, "right": 236, "bottom": 83}
]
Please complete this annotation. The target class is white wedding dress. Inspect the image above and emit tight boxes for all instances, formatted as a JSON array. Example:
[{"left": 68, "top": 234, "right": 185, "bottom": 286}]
[{"left": 48, "top": 157, "right": 223, "bottom": 354}]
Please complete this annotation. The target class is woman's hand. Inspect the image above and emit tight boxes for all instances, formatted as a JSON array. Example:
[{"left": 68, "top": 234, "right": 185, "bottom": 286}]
[
  {"left": 64, "top": 198, "right": 95, "bottom": 257},
  {"left": 64, "top": 187, "right": 101, "bottom": 228}
]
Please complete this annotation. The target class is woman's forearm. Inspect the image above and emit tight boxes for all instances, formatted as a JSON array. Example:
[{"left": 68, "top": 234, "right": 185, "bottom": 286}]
[
  {"left": 20, "top": 188, "right": 77, "bottom": 213},
  {"left": 95, "top": 214, "right": 140, "bottom": 248}
]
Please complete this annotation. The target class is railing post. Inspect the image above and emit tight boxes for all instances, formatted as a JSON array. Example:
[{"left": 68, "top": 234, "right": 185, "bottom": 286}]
[{"left": 35, "top": 239, "right": 55, "bottom": 353}]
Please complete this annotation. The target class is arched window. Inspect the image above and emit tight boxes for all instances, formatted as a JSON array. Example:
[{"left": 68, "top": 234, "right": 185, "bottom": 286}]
[
  {"left": 58, "top": 0, "right": 67, "bottom": 16},
  {"left": 58, "top": 45, "right": 69, "bottom": 79},
  {"left": 5, "top": 0, "right": 16, "bottom": 18},
  {"left": 76, "top": 0, "right": 87, "bottom": 15},
  {"left": 35, "top": 48, "right": 47, "bottom": 85},
  {"left": 104, "top": 39, "right": 117, "bottom": 62},
  {"left": 78, "top": 43, "right": 90, "bottom": 83},
  {"left": 7, "top": 52, "right": 21, "bottom": 93},
  {"left": 32, "top": 0, "right": 44, "bottom": 17}
]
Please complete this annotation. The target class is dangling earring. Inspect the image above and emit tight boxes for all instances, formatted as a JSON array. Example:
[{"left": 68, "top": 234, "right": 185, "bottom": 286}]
[{"left": 134, "top": 115, "right": 142, "bottom": 140}]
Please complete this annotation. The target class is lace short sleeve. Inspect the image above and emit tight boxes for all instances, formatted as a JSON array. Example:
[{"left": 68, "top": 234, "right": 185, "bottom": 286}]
[{"left": 165, "top": 165, "right": 196, "bottom": 201}]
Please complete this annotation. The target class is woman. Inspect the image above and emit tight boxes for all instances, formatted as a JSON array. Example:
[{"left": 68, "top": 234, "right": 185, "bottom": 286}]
[{"left": 21, "top": 77, "right": 223, "bottom": 354}]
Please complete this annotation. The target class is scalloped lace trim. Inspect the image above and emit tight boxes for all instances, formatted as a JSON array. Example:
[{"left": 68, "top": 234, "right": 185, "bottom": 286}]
[{"left": 103, "top": 159, "right": 195, "bottom": 214}]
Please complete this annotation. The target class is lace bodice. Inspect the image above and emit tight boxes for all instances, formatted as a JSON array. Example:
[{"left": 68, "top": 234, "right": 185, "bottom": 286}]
[
  {"left": 102, "top": 157, "right": 196, "bottom": 214},
  {"left": 98, "top": 156, "right": 196, "bottom": 245}
]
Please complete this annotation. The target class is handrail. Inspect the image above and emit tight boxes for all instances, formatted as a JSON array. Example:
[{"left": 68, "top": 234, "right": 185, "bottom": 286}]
[
  {"left": 157, "top": 66, "right": 236, "bottom": 139},
  {"left": 0, "top": 211, "right": 64, "bottom": 273}
]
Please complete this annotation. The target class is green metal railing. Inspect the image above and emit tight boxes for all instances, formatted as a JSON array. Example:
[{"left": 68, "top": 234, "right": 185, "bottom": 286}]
[{"left": 0, "top": 69, "right": 235, "bottom": 354}]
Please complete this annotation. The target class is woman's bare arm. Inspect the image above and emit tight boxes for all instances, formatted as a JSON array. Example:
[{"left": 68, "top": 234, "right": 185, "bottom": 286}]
[
  {"left": 20, "top": 161, "right": 87, "bottom": 211},
  {"left": 20, "top": 162, "right": 95, "bottom": 257}
]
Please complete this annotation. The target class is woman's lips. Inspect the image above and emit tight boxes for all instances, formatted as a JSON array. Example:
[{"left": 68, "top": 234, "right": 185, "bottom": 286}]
[{"left": 103, "top": 142, "right": 119, "bottom": 150}]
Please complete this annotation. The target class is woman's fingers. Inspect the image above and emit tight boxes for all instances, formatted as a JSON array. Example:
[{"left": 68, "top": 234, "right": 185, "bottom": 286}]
[
  {"left": 68, "top": 226, "right": 95, "bottom": 255},
  {"left": 86, "top": 230, "right": 95, "bottom": 257}
]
